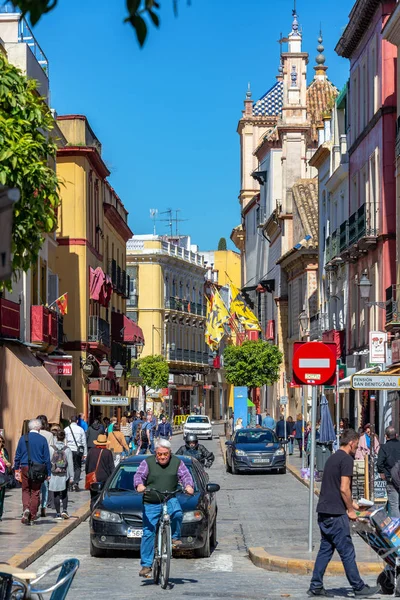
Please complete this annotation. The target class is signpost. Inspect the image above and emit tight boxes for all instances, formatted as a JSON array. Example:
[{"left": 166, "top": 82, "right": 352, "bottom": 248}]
[
  {"left": 292, "top": 342, "right": 337, "bottom": 553},
  {"left": 90, "top": 396, "right": 129, "bottom": 406}
]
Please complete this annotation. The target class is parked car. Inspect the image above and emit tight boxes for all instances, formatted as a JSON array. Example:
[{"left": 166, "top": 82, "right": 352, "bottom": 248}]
[
  {"left": 89, "top": 455, "right": 220, "bottom": 558},
  {"left": 183, "top": 415, "right": 213, "bottom": 440},
  {"left": 225, "top": 428, "right": 287, "bottom": 474}
]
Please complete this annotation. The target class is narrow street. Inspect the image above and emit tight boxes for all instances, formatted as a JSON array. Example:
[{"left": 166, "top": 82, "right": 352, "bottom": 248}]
[{"left": 29, "top": 427, "right": 376, "bottom": 599}]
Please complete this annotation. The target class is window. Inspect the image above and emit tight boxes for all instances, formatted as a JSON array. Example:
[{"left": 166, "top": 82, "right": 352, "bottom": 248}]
[{"left": 369, "top": 152, "right": 378, "bottom": 234}]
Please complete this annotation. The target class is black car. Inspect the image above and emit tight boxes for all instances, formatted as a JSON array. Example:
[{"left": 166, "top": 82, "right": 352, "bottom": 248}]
[
  {"left": 89, "top": 455, "right": 220, "bottom": 558},
  {"left": 225, "top": 428, "right": 287, "bottom": 474}
]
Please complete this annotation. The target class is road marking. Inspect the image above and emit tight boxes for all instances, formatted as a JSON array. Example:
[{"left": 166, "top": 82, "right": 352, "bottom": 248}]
[{"left": 193, "top": 553, "right": 233, "bottom": 572}]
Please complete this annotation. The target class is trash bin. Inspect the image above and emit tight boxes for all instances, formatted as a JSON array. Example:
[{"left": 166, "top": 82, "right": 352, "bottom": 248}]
[{"left": 316, "top": 442, "right": 333, "bottom": 472}]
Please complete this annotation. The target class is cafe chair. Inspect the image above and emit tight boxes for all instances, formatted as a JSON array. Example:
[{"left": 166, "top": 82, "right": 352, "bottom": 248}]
[
  {"left": 0, "top": 570, "right": 27, "bottom": 600},
  {"left": 29, "top": 559, "right": 79, "bottom": 600}
]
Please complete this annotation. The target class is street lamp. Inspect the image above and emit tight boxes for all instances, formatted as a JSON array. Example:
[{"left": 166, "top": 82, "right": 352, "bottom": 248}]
[
  {"left": 114, "top": 362, "right": 124, "bottom": 380},
  {"left": 99, "top": 356, "right": 110, "bottom": 377},
  {"left": 358, "top": 270, "right": 372, "bottom": 300},
  {"left": 298, "top": 309, "right": 309, "bottom": 333},
  {"left": 135, "top": 341, "right": 144, "bottom": 356}
]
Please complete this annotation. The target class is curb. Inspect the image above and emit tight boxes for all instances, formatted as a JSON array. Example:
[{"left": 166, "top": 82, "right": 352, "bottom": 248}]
[
  {"left": 219, "top": 435, "right": 226, "bottom": 465},
  {"left": 248, "top": 547, "right": 383, "bottom": 575},
  {"left": 286, "top": 462, "right": 320, "bottom": 496},
  {"left": 7, "top": 501, "right": 91, "bottom": 569}
]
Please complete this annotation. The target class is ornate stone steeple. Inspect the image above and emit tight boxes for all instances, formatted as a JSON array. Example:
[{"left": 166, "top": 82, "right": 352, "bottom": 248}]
[{"left": 314, "top": 29, "right": 328, "bottom": 79}]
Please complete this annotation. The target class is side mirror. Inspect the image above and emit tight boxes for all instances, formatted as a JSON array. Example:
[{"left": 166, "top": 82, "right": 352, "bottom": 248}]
[
  {"left": 225, "top": 441, "right": 233, "bottom": 446},
  {"left": 206, "top": 483, "right": 220, "bottom": 493},
  {"left": 90, "top": 481, "right": 105, "bottom": 493}
]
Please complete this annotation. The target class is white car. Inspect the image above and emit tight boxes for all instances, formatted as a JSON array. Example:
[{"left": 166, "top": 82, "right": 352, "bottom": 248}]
[{"left": 183, "top": 415, "right": 213, "bottom": 440}]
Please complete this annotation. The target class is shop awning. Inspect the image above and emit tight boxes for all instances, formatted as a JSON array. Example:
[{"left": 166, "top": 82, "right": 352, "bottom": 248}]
[
  {"left": 122, "top": 315, "right": 144, "bottom": 344},
  {"left": 0, "top": 343, "right": 76, "bottom": 457},
  {"left": 339, "top": 367, "right": 380, "bottom": 390}
]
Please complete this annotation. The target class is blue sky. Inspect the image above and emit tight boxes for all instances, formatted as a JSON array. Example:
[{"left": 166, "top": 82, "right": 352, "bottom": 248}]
[{"left": 35, "top": 0, "right": 354, "bottom": 251}]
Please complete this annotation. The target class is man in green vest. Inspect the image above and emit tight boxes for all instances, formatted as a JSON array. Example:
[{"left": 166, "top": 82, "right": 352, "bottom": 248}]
[{"left": 134, "top": 438, "right": 194, "bottom": 578}]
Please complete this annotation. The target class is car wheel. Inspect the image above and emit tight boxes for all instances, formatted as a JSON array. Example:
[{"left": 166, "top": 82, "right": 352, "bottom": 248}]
[
  {"left": 225, "top": 456, "right": 232, "bottom": 473},
  {"left": 90, "top": 539, "right": 106, "bottom": 558},
  {"left": 196, "top": 528, "right": 211, "bottom": 558},
  {"left": 208, "top": 435, "right": 213, "bottom": 440},
  {"left": 231, "top": 460, "right": 238, "bottom": 475},
  {"left": 279, "top": 467, "right": 287, "bottom": 475},
  {"left": 210, "top": 518, "right": 217, "bottom": 549}
]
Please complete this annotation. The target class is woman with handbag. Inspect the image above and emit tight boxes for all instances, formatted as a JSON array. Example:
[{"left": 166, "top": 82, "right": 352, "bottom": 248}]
[
  {"left": 107, "top": 424, "right": 129, "bottom": 461},
  {"left": 0, "top": 435, "right": 11, "bottom": 520},
  {"left": 85, "top": 434, "right": 114, "bottom": 510}
]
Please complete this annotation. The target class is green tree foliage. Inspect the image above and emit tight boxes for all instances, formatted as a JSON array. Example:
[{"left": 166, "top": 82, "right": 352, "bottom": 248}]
[
  {"left": 0, "top": 53, "right": 59, "bottom": 290},
  {"left": 223, "top": 340, "right": 282, "bottom": 389},
  {"left": 13, "top": 0, "right": 191, "bottom": 47},
  {"left": 217, "top": 237, "right": 227, "bottom": 251},
  {"left": 135, "top": 354, "right": 169, "bottom": 390}
]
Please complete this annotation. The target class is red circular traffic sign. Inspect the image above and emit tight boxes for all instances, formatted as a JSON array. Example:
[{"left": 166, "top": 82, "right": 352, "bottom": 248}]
[{"left": 292, "top": 342, "right": 336, "bottom": 386}]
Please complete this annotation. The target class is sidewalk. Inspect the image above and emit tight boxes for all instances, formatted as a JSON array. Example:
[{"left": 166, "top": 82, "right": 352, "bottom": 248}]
[{"left": 0, "top": 481, "right": 90, "bottom": 567}]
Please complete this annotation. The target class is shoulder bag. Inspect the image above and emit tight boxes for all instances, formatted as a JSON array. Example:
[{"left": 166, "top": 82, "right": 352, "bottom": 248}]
[
  {"left": 85, "top": 449, "right": 103, "bottom": 490},
  {"left": 69, "top": 426, "right": 85, "bottom": 455},
  {"left": 25, "top": 435, "right": 48, "bottom": 483}
]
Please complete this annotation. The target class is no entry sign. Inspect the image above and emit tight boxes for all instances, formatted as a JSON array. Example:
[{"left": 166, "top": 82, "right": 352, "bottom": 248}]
[{"left": 292, "top": 342, "right": 337, "bottom": 386}]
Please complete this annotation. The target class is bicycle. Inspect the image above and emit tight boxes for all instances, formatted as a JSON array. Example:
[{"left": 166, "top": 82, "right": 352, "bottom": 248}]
[{"left": 144, "top": 487, "right": 182, "bottom": 590}]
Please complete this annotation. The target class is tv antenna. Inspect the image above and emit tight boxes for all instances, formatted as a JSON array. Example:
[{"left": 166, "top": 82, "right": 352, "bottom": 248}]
[
  {"left": 159, "top": 209, "right": 188, "bottom": 237},
  {"left": 150, "top": 208, "right": 158, "bottom": 235}
]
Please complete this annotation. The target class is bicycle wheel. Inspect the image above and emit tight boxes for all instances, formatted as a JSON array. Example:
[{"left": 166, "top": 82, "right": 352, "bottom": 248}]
[
  {"left": 160, "top": 522, "right": 171, "bottom": 589},
  {"left": 153, "top": 526, "right": 161, "bottom": 585}
]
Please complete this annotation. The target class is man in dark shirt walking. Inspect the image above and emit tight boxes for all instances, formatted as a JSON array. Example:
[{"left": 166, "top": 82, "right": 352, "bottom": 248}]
[
  {"left": 377, "top": 426, "right": 400, "bottom": 517},
  {"left": 308, "top": 429, "right": 379, "bottom": 598}
]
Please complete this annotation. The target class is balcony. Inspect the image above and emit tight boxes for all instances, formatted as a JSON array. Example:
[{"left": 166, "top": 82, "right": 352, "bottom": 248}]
[
  {"left": 31, "top": 306, "right": 60, "bottom": 348},
  {"left": 167, "top": 348, "right": 209, "bottom": 364},
  {"left": 0, "top": 297, "right": 20, "bottom": 339},
  {"left": 88, "top": 316, "right": 110, "bottom": 348},
  {"left": 338, "top": 204, "right": 378, "bottom": 260},
  {"left": 165, "top": 297, "right": 205, "bottom": 317},
  {"left": 108, "top": 260, "right": 129, "bottom": 298}
]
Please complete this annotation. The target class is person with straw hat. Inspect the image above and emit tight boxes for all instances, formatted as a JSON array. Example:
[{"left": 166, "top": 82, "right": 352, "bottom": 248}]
[{"left": 85, "top": 433, "right": 114, "bottom": 509}]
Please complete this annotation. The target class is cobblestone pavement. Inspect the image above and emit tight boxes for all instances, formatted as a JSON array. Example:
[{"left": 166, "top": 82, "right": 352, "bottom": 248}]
[{"left": 30, "top": 426, "right": 384, "bottom": 599}]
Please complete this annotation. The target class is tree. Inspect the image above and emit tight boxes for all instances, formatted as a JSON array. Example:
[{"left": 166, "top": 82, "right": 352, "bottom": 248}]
[
  {"left": 0, "top": 54, "right": 60, "bottom": 290},
  {"left": 135, "top": 354, "right": 169, "bottom": 390},
  {"left": 217, "top": 237, "right": 227, "bottom": 251},
  {"left": 223, "top": 340, "right": 282, "bottom": 392},
  {"left": 13, "top": 0, "right": 191, "bottom": 47}
]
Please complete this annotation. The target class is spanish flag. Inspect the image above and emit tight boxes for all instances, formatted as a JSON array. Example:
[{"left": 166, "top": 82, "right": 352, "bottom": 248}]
[
  {"left": 229, "top": 283, "right": 261, "bottom": 331},
  {"left": 55, "top": 293, "right": 68, "bottom": 316}
]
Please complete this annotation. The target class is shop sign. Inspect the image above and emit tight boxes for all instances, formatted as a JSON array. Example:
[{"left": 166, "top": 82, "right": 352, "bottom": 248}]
[
  {"left": 392, "top": 339, "right": 400, "bottom": 363},
  {"left": 351, "top": 375, "right": 400, "bottom": 390},
  {"left": 280, "top": 396, "right": 288, "bottom": 405},
  {"left": 46, "top": 356, "right": 73, "bottom": 376},
  {"left": 369, "top": 331, "right": 387, "bottom": 364},
  {"left": 90, "top": 396, "right": 129, "bottom": 406}
]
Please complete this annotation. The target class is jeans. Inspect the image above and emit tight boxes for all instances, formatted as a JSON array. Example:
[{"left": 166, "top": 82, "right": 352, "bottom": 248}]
[
  {"left": 288, "top": 438, "right": 294, "bottom": 455},
  {"left": 54, "top": 489, "right": 68, "bottom": 514},
  {"left": 40, "top": 479, "right": 49, "bottom": 509},
  {"left": 310, "top": 514, "right": 364, "bottom": 592},
  {"left": 386, "top": 482, "right": 400, "bottom": 518},
  {"left": 140, "top": 498, "right": 183, "bottom": 567},
  {"left": 21, "top": 467, "right": 42, "bottom": 519},
  {"left": 72, "top": 451, "right": 83, "bottom": 486},
  {"left": 138, "top": 447, "right": 148, "bottom": 455}
]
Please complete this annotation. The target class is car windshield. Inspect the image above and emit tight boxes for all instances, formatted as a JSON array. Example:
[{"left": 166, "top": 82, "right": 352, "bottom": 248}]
[
  {"left": 186, "top": 416, "right": 209, "bottom": 424},
  {"left": 235, "top": 430, "right": 277, "bottom": 444},
  {"left": 108, "top": 462, "right": 199, "bottom": 492}
]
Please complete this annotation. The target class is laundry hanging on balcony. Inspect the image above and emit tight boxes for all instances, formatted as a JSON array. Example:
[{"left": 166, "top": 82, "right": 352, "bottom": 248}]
[{"left": 89, "top": 267, "right": 113, "bottom": 307}]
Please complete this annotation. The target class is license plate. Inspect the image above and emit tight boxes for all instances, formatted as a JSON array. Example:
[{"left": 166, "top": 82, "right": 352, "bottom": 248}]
[
  {"left": 127, "top": 528, "right": 143, "bottom": 538},
  {"left": 252, "top": 458, "right": 270, "bottom": 464}
]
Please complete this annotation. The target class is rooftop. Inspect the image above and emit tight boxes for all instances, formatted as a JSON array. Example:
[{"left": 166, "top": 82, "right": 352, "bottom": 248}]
[
  {"left": 127, "top": 236, "right": 205, "bottom": 268},
  {"left": 252, "top": 80, "right": 283, "bottom": 117}
]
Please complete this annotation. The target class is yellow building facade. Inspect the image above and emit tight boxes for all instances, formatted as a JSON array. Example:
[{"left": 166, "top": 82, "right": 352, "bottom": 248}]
[{"left": 55, "top": 115, "right": 138, "bottom": 418}]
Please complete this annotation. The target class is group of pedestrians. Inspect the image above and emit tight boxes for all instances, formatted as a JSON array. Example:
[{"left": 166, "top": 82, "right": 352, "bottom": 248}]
[{"left": 263, "top": 413, "right": 304, "bottom": 456}]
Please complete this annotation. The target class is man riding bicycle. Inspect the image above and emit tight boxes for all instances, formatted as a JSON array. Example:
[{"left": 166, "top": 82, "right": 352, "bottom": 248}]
[
  {"left": 134, "top": 439, "right": 194, "bottom": 578},
  {"left": 176, "top": 433, "right": 215, "bottom": 468}
]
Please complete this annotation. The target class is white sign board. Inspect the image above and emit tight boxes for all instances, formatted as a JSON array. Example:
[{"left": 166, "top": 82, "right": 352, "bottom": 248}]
[
  {"left": 90, "top": 396, "right": 129, "bottom": 406},
  {"left": 369, "top": 331, "right": 387, "bottom": 364},
  {"left": 351, "top": 375, "right": 400, "bottom": 390},
  {"left": 280, "top": 396, "right": 289, "bottom": 405}
]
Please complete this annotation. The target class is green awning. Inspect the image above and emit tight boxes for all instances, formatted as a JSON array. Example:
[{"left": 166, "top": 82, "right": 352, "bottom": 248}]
[{"left": 247, "top": 399, "right": 255, "bottom": 407}]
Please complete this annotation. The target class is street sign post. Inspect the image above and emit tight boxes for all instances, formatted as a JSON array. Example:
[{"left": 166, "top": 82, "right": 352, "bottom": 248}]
[
  {"left": 292, "top": 342, "right": 337, "bottom": 553},
  {"left": 351, "top": 374, "right": 400, "bottom": 390}
]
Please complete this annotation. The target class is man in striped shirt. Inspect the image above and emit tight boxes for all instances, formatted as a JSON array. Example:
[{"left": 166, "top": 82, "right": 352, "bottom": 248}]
[{"left": 134, "top": 439, "right": 194, "bottom": 578}]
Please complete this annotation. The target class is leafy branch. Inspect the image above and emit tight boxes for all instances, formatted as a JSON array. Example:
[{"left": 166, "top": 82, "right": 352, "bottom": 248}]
[{"left": 12, "top": 0, "right": 191, "bottom": 47}]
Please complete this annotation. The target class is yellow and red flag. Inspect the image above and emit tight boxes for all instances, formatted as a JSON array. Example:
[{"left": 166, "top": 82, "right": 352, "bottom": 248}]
[
  {"left": 55, "top": 293, "right": 68, "bottom": 316},
  {"left": 230, "top": 283, "right": 261, "bottom": 331}
]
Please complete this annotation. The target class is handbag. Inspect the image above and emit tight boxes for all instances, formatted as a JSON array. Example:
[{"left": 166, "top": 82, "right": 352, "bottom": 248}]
[
  {"left": 85, "top": 449, "right": 103, "bottom": 490},
  {"left": 69, "top": 426, "right": 85, "bottom": 455},
  {"left": 25, "top": 435, "right": 48, "bottom": 483}
]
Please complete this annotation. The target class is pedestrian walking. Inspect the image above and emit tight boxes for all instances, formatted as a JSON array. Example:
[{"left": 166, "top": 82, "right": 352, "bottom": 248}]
[
  {"left": 13, "top": 419, "right": 51, "bottom": 525},
  {"left": 156, "top": 415, "right": 173, "bottom": 440},
  {"left": 144, "top": 411, "right": 157, "bottom": 454},
  {"left": 0, "top": 435, "right": 11, "bottom": 520},
  {"left": 275, "top": 415, "right": 286, "bottom": 439},
  {"left": 135, "top": 422, "right": 150, "bottom": 455},
  {"left": 37, "top": 415, "right": 53, "bottom": 517},
  {"left": 120, "top": 416, "right": 133, "bottom": 448},
  {"left": 107, "top": 417, "right": 117, "bottom": 435},
  {"left": 262, "top": 412, "right": 275, "bottom": 429},
  {"left": 308, "top": 429, "right": 379, "bottom": 597},
  {"left": 377, "top": 426, "right": 400, "bottom": 517},
  {"left": 49, "top": 430, "right": 73, "bottom": 520},
  {"left": 107, "top": 424, "right": 129, "bottom": 461},
  {"left": 86, "top": 418, "right": 105, "bottom": 450},
  {"left": 287, "top": 416, "right": 294, "bottom": 455},
  {"left": 294, "top": 414, "right": 304, "bottom": 458},
  {"left": 77, "top": 413, "right": 88, "bottom": 432},
  {"left": 85, "top": 434, "right": 114, "bottom": 509},
  {"left": 64, "top": 416, "right": 87, "bottom": 491},
  {"left": 355, "top": 423, "right": 380, "bottom": 460}
]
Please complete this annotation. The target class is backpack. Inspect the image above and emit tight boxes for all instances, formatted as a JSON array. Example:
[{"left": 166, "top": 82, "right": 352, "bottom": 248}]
[
  {"left": 51, "top": 445, "right": 68, "bottom": 474},
  {"left": 141, "top": 429, "right": 148, "bottom": 444}
]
